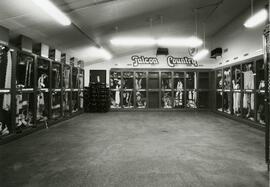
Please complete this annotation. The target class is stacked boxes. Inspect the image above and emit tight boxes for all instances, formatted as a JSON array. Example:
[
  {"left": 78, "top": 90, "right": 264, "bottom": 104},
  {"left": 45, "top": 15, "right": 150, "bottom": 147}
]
[{"left": 84, "top": 83, "right": 110, "bottom": 112}]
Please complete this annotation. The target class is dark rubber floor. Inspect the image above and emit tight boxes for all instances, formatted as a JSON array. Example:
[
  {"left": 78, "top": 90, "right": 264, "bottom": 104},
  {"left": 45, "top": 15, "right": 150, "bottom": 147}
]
[{"left": 0, "top": 112, "right": 269, "bottom": 187}]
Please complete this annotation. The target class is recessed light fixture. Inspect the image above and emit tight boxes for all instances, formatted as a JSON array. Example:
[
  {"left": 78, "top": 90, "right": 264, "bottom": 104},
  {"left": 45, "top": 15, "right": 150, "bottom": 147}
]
[
  {"left": 110, "top": 37, "right": 156, "bottom": 46},
  {"left": 32, "top": 0, "right": 71, "bottom": 26}
]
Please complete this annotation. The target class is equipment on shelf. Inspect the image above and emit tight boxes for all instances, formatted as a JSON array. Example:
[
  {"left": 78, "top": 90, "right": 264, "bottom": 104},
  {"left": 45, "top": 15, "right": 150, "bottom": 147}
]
[
  {"left": 84, "top": 83, "right": 110, "bottom": 113},
  {"left": 15, "top": 92, "right": 34, "bottom": 130}
]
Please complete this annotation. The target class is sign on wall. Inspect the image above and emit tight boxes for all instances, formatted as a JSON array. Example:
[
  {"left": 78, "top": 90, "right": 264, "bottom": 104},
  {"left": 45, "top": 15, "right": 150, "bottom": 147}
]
[
  {"left": 167, "top": 56, "right": 198, "bottom": 67},
  {"left": 131, "top": 55, "right": 159, "bottom": 67},
  {"left": 131, "top": 55, "right": 198, "bottom": 67}
]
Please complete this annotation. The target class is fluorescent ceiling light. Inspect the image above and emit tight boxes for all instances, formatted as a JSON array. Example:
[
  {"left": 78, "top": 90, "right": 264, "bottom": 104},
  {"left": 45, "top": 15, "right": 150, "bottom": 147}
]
[
  {"left": 244, "top": 9, "right": 268, "bottom": 28},
  {"left": 110, "top": 37, "right": 156, "bottom": 46},
  {"left": 89, "top": 47, "right": 112, "bottom": 60},
  {"left": 193, "top": 49, "right": 209, "bottom": 61},
  {"left": 110, "top": 36, "right": 203, "bottom": 47},
  {"left": 32, "top": 0, "right": 71, "bottom": 26},
  {"left": 158, "top": 36, "right": 203, "bottom": 48},
  {"left": 99, "top": 48, "right": 113, "bottom": 60}
]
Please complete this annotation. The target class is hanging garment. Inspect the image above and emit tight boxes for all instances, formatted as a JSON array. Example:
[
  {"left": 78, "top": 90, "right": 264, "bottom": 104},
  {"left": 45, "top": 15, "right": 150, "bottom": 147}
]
[
  {"left": 37, "top": 74, "right": 46, "bottom": 119},
  {"left": 233, "top": 92, "right": 239, "bottom": 112},
  {"left": 233, "top": 84, "right": 241, "bottom": 112},
  {"left": 163, "top": 93, "right": 172, "bottom": 108},
  {"left": 234, "top": 69, "right": 241, "bottom": 83},
  {"left": 2, "top": 51, "right": 12, "bottom": 111},
  {"left": 175, "top": 81, "right": 183, "bottom": 99},
  {"left": 79, "top": 75, "right": 83, "bottom": 89},
  {"left": 125, "top": 92, "right": 130, "bottom": 106},
  {"left": 24, "top": 60, "right": 29, "bottom": 87},
  {"left": 64, "top": 94, "right": 69, "bottom": 111},
  {"left": 177, "top": 81, "right": 183, "bottom": 91},
  {"left": 73, "top": 71, "right": 78, "bottom": 88},
  {"left": 175, "top": 91, "right": 183, "bottom": 106},
  {"left": 187, "top": 91, "right": 196, "bottom": 108},
  {"left": 37, "top": 93, "right": 45, "bottom": 106},
  {"left": 243, "top": 93, "right": 248, "bottom": 109},
  {"left": 257, "top": 104, "right": 265, "bottom": 124},
  {"left": 243, "top": 71, "right": 254, "bottom": 89},
  {"left": 179, "top": 92, "right": 183, "bottom": 105},
  {"left": 124, "top": 92, "right": 132, "bottom": 107},
  {"left": 194, "top": 73, "right": 197, "bottom": 89},
  {"left": 55, "top": 70, "right": 60, "bottom": 88},
  {"left": 80, "top": 92, "right": 83, "bottom": 109},
  {"left": 226, "top": 92, "right": 231, "bottom": 112},
  {"left": 37, "top": 93, "right": 45, "bottom": 119},
  {"left": 76, "top": 73, "right": 80, "bottom": 88},
  {"left": 4, "top": 50, "right": 11, "bottom": 89},
  {"left": 123, "top": 92, "right": 127, "bottom": 106},
  {"left": 169, "top": 79, "right": 172, "bottom": 89},
  {"left": 188, "top": 91, "right": 192, "bottom": 100},
  {"left": 135, "top": 79, "right": 142, "bottom": 90},
  {"left": 16, "top": 94, "right": 23, "bottom": 114},
  {"left": 259, "top": 80, "right": 265, "bottom": 90},
  {"left": 243, "top": 93, "right": 254, "bottom": 110},
  {"left": 16, "top": 93, "right": 27, "bottom": 127},
  {"left": 0, "top": 47, "right": 7, "bottom": 88},
  {"left": 115, "top": 85, "right": 120, "bottom": 105},
  {"left": 233, "top": 93, "right": 240, "bottom": 112},
  {"left": 64, "top": 69, "right": 70, "bottom": 88},
  {"left": 28, "top": 63, "right": 32, "bottom": 87},
  {"left": 251, "top": 93, "right": 254, "bottom": 110},
  {"left": 224, "top": 70, "right": 231, "bottom": 89},
  {"left": 0, "top": 122, "right": 9, "bottom": 136},
  {"left": 37, "top": 74, "right": 47, "bottom": 108},
  {"left": 193, "top": 90, "right": 197, "bottom": 103}
]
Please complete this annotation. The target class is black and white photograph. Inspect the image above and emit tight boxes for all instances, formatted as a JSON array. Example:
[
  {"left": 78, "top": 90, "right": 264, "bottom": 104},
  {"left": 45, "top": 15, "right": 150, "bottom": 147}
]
[{"left": 0, "top": 0, "right": 270, "bottom": 186}]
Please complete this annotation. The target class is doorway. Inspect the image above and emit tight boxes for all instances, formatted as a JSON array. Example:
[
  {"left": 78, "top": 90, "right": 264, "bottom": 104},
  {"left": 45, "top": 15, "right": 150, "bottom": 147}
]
[{"left": 90, "top": 70, "right": 106, "bottom": 84}]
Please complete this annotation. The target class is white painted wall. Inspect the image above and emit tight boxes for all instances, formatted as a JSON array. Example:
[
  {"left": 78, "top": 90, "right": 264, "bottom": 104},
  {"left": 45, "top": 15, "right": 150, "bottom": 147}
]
[
  {"left": 84, "top": 48, "right": 215, "bottom": 86},
  {"left": 210, "top": 2, "right": 266, "bottom": 67},
  {"left": 84, "top": 1, "right": 267, "bottom": 86}
]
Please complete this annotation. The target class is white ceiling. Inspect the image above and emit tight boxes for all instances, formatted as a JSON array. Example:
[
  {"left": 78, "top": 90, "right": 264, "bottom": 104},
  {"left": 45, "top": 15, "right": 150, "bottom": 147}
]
[{"left": 0, "top": 0, "right": 265, "bottom": 65}]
